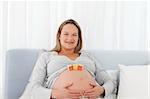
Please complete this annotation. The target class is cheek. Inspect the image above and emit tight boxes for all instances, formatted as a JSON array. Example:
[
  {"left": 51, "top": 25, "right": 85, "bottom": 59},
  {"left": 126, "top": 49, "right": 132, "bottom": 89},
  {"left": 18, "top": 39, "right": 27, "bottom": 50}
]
[
  {"left": 59, "top": 36, "right": 65, "bottom": 42},
  {"left": 59, "top": 38, "right": 64, "bottom": 45},
  {"left": 75, "top": 37, "right": 79, "bottom": 43}
]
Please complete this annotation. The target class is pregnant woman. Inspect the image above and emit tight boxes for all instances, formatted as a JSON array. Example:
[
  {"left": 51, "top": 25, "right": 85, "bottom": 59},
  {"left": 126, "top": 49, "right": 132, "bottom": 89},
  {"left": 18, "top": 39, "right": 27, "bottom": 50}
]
[{"left": 20, "top": 19, "right": 117, "bottom": 99}]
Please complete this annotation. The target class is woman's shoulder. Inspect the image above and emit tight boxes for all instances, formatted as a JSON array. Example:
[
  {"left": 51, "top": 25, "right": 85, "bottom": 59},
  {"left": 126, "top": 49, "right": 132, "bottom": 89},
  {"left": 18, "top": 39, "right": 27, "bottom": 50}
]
[
  {"left": 38, "top": 49, "right": 57, "bottom": 58},
  {"left": 80, "top": 50, "right": 95, "bottom": 59}
]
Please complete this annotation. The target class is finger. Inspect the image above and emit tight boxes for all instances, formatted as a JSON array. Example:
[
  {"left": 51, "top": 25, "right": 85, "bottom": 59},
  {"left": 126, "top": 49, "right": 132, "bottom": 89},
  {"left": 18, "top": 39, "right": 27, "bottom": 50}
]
[
  {"left": 89, "top": 96, "right": 97, "bottom": 99},
  {"left": 69, "top": 90, "right": 82, "bottom": 96},
  {"left": 84, "top": 88, "right": 95, "bottom": 93},
  {"left": 89, "top": 81, "right": 97, "bottom": 87},
  {"left": 69, "top": 93, "right": 81, "bottom": 96},
  {"left": 68, "top": 89, "right": 82, "bottom": 94},
  {"left": 72, "top": 97, "right": 81, "bottom": 99},
  {"left": 68, "top": 93, "right": 82, "bottom": 98},
  {"left": 64, "top": 93, "right": 81, "bottom": 99},
  {"left": 84, "top": 94, "right": 96, "bottom": 99},
  {"left": 84, "top": 92, "right": 95, "bottom": 96},
  {"left": 64, "top": 83, "right": 73, "bottom": 89}
]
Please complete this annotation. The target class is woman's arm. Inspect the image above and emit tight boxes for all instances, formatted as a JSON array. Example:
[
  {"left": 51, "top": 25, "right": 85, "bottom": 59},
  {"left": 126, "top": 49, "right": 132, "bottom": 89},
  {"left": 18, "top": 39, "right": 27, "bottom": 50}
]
[
  {"left": 84, "top": 51, "right": 117, "bottom": 98},
  {"left": 95, "top": 66, "right": 117, "bottom": 97},
  {"left": 20, "top": 52, "right": 51, "bottom": 99}
]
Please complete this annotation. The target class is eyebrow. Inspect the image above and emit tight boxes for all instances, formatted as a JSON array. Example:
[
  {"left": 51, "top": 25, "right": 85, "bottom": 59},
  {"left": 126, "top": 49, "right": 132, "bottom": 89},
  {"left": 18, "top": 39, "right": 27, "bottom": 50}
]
[
  {"left": 62, "top": 31, "right": 78, "bottom": 34},
  {"left": 62, "top": 31, "right": 68, "bottom": 33}
]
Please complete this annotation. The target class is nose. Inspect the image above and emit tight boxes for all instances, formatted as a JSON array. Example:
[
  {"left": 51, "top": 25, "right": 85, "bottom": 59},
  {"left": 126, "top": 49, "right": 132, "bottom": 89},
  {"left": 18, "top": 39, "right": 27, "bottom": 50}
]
[{"left": 67, "top": 35, "right": 74, "bottom": 40}]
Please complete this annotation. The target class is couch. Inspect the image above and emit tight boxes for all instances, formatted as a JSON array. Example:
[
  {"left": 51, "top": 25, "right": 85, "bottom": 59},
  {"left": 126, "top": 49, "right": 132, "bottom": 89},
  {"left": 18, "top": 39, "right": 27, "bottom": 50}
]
[{"left": 4, "top": 49, "right": 149, "bottom": 99}]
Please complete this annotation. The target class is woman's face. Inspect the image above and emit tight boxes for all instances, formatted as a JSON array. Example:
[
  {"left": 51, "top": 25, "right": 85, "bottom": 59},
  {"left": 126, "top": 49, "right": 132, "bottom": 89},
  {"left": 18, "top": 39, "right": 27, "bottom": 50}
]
[{"left": 59, "top": 24, "right": 79, "bottom": 51}]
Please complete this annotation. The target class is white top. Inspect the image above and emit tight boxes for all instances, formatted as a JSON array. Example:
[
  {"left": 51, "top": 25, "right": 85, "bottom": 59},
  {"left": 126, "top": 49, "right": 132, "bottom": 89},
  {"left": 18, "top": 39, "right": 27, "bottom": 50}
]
[{"left": 20, "top": 50, "right": 117, "bottom": 99}]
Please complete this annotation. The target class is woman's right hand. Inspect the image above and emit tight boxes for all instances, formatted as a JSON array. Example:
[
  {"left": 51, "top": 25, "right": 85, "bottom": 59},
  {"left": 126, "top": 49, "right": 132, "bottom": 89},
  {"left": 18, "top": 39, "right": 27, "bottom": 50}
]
[{"left": 51, "top": 83, "right": 82, "bottom": 99}]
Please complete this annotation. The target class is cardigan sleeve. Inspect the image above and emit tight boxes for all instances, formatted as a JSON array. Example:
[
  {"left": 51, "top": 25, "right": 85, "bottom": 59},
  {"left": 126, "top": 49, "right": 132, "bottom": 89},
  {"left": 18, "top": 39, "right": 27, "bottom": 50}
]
[
  {"left": 95, "top": 65, "right": 117, "bottom": 98},
  {"left": 84, "top": 51, "right": 117, "bottom": 98},
  {"left": 20, "top": 52, "right": 52, "bottom": 99}
]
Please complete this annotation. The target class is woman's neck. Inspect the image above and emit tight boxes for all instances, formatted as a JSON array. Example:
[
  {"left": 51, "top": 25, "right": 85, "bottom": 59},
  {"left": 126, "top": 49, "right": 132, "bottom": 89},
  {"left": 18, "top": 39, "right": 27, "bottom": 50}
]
[{"left": 59, "top": 49, "right": 75, "bottom": 56}]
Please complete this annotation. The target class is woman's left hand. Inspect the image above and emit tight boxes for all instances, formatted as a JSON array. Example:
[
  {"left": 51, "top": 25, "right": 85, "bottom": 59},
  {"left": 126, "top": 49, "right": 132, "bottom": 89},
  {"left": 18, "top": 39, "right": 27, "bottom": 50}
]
[{"left": 83, "top": 83, "right": 105, "bottom": 99}]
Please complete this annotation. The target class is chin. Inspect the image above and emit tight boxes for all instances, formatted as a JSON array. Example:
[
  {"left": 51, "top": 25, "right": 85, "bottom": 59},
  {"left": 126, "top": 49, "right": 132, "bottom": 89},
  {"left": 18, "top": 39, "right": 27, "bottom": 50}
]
[
  {"left": 64, "top": 46, "right": 76, "bottom": 50},
  {"left": 65, "top": 47, "right": 76, "bottom": 50}
]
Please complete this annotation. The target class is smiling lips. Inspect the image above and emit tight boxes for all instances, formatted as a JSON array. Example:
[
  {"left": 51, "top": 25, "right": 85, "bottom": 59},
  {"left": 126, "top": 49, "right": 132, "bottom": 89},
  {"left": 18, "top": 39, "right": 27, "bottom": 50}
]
[{"left": 65, "top": 41, "right": 74, "bottom": 44}]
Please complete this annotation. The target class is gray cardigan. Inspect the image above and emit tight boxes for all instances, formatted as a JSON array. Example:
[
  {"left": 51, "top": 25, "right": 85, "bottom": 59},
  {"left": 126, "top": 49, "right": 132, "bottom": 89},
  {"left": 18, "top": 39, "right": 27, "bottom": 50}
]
[{"left": 20, "top": 51, "right": 117, "bottom": 99}]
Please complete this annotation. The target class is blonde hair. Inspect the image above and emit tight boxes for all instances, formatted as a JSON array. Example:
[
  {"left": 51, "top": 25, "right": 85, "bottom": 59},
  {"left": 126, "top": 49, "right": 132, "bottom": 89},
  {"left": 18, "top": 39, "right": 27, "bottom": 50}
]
[{"left": 51, "top": 19, "right": 83, "bottom": 53}]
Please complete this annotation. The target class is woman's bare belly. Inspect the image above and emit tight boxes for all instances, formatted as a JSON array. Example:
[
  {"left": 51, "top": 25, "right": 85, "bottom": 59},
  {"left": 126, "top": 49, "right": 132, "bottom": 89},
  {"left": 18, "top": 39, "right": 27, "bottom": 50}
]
[{"left": 52, "top": 69, "right": 96, "bottom": 91}]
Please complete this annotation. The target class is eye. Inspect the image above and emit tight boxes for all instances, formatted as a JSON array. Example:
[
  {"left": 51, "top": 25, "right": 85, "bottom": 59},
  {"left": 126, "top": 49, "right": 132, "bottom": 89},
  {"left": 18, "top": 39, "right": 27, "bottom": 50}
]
[
  {"left": 73, "top": 34, "right": 78, "bottom": 36},
  {"left": 64, "top": 33, "right": 68, "bottom": 35}
]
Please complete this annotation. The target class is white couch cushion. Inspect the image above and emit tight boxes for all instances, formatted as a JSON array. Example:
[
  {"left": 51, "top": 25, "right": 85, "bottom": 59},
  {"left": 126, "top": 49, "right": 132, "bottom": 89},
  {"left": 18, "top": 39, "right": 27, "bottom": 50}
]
[{"left": 117, "top": 64, "right": 149, "bottom": 99}]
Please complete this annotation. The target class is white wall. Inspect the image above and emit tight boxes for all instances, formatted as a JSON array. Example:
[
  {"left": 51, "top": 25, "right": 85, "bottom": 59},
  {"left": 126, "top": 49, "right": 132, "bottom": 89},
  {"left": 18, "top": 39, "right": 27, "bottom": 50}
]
[
  {"left": 1, "top": 1, "right": 148, "bottom": 50},
  {"left": 0, "top": 3, "right": 3, "bottom": 96}
]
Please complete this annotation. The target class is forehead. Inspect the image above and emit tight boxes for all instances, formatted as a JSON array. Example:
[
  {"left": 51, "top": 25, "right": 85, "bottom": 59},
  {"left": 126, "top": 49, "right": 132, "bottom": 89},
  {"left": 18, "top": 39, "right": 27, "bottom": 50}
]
[{"left": 62, "top": 24, "right": 78, "bottom": 33}]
